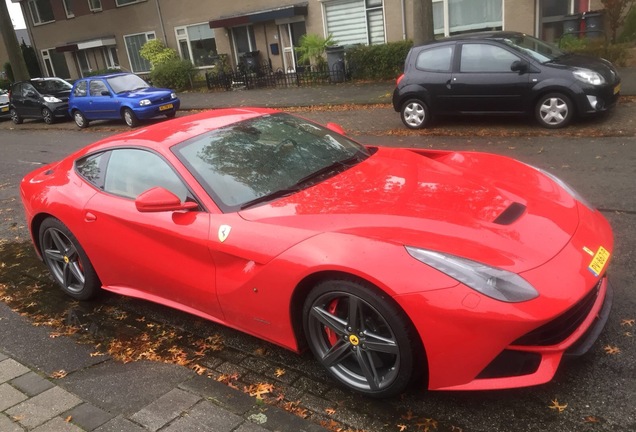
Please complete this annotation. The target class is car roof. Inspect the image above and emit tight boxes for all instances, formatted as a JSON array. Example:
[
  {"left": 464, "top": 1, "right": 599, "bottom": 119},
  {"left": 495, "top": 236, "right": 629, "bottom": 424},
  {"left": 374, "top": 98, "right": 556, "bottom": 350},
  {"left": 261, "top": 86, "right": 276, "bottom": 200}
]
[
  {"left": 412, "top": 31, "right": 526, "bottom": 49},
  {"left": 85, "top": 108, "right": 279, "bottom": 152},
  {"left": 78, "top": 72, "right": 135, "bottom": 80}
]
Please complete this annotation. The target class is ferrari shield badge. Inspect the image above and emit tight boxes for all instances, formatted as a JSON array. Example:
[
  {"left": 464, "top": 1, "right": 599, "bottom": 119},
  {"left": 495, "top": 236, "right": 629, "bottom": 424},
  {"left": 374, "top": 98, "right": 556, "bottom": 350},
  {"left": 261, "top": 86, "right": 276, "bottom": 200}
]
[{"left": 218, "top": 225, "right": 232, "bottom": 243}]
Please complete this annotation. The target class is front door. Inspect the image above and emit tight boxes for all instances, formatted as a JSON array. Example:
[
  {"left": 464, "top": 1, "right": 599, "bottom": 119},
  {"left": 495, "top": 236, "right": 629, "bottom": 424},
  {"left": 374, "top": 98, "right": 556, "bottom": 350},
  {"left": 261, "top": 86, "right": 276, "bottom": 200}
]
[
  {"left": 85, "top": 79, "right": 120, "bottom": 119},
  {"left": 279, "top": 20, "right": 306, "bottom": 72}
]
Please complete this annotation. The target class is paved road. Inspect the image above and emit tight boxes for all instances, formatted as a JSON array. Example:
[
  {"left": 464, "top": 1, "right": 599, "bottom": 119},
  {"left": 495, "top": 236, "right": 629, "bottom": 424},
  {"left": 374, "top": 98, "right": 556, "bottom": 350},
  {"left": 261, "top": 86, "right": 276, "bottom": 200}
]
[{"left": 1, "top": 123, "right": 635, "bottom": 431}]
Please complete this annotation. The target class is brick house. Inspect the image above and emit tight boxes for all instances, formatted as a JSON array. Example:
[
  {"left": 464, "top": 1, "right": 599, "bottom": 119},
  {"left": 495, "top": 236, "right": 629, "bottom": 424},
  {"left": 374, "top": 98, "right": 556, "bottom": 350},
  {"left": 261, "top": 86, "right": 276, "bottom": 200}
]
[{"left": 12, "top": 0, "right": 605, "bottom": 80}]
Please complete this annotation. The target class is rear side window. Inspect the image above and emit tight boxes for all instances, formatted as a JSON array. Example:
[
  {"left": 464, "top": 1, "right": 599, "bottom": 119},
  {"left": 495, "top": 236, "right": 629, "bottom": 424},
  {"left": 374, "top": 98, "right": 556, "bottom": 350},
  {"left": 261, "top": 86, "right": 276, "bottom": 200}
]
[
  {"left": 76, "top": 152, "right": 107, "bottom": 188},
  {"left": 415, "top": 46, "right": 453, "bottom": 72}
]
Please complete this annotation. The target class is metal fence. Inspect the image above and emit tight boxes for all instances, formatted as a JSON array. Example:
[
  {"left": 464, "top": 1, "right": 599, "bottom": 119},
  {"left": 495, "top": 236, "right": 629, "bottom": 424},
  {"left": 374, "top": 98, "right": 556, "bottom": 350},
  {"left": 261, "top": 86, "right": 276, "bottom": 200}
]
[{"left": 205, "top": 62, "right": 351, "bottom": 91}]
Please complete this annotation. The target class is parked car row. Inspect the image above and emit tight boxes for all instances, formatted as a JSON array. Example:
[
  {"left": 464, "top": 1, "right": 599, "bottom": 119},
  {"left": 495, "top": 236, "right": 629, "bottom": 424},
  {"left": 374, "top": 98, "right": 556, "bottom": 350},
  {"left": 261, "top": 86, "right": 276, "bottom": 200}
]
[{"left": 3, "top": 73, "right": 180, "bottom": 128}]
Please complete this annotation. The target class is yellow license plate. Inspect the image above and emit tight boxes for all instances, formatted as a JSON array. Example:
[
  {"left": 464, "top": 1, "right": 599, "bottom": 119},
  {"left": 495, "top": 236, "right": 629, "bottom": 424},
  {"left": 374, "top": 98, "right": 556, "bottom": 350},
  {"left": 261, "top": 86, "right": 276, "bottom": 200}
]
[
  {"left": 159, "top": 103, "right": 174, "bottom": 111},
  {"left": 1, "top": 106, "right": 8, "bottom": 112},
  {"left": 613, "top": 83, "right": 621, "bottom": 95},
  {"left": 588, "top": 246, "right": 610, "bottom": 276}
]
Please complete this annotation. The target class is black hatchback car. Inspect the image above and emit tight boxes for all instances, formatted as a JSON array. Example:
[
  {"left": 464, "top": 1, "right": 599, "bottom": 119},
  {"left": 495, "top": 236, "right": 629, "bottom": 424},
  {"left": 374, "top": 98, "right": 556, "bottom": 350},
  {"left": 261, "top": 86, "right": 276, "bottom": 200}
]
[
  {"left": 392, "top": 31, "right": 621, "bottom": 129},
  {"left": 9, "top": 77, "right": 72, "bottom": 125}
]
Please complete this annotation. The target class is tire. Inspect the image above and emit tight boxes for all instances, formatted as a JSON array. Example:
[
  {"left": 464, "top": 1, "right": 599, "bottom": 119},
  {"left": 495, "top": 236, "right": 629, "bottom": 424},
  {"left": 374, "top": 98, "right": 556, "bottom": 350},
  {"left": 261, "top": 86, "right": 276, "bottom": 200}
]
[
  {"left": 400, "top": 98, "right": 430, "bottom": 129},
  {"left": 10, "top": 108, "right": 23, "bottom": 125},
  {"left": 535, "top": 92, "right": 574, "bottom": 129},
  {"left": 39, "top": 218, "right": 100, "bottom": 301},
  {"left": 123, "top": 108, "right": 139, "bottom": 127},
  {"left": 42, "top": 107, "right": 54, "bottom": 124},
  {"left": 303, "top": 278, "right": 420, "bottom": 398},
  {"left": 73, "top": 110, "right": 89, "bottom": 129}
]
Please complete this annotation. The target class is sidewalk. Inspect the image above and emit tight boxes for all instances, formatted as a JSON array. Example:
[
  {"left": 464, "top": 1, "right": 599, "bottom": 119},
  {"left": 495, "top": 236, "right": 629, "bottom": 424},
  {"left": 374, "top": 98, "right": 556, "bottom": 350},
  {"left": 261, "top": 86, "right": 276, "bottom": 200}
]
[{"left": 0, "top": 303, "right": 325, "bottom": 432}]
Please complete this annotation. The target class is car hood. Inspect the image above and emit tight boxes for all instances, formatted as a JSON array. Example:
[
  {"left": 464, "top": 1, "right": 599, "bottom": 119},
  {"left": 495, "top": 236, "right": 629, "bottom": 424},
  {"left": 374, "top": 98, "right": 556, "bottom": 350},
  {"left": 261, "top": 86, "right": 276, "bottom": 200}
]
[
  {"left": 547, "top": 53, "right": 620, "bottom": 83},
  {"left": 239, "top": 147, "right": 580, "bottom": 272},
  {"left": 117, "top": 87, "right": 174, "bottom": 100},
  {"left": 44, "top": 90, "right": 71, "bottom": 101}
]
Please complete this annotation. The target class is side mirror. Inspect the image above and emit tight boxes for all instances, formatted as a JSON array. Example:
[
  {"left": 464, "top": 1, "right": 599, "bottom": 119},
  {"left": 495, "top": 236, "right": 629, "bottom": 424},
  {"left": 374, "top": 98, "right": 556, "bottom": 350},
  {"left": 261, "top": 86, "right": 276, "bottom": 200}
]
[
  {"left": 101, "top": 91, "right": 111, "bottom": 97},
  {"left": 326, "top": 122, "right": 347, "bottom": 136},
  {"left": 511, "top": 60, "right": 529, "bottom": 74},
  {"left": 135, "top": 187, "right": 198, "bottom": 212}
]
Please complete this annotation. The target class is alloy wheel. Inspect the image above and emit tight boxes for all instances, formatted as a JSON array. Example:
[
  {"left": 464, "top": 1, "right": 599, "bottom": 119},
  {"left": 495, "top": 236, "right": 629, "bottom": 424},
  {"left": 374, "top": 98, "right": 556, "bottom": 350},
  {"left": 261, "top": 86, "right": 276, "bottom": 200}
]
[{"left": 41, "top": 227, "right": 86, "bottom": 294}]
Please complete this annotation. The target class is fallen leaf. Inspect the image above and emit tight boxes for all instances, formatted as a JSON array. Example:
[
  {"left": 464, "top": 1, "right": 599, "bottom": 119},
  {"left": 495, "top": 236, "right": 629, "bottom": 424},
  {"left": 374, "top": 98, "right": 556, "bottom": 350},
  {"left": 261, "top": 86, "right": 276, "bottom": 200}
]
[
  {"left": 604, "top": 345, "right": 621, "bottom": 355},
  {"left": 65, "top": 416, "right": 72, "bottom": 423},
  {"left": 397, "top": 424, "right": 407, "bottom": 431},
  {"left": 89, "top": 351, "right": 105, "bottom": 357},
  {"left": 584, "top": 415, "right": 600, "bottom": 423},
  {"left": 325, "top": 408, "right": 336, "bottom": 415},
  {"left": 401, "top": 410, "right": 416, "bottom": 421},
  {"left": 621, "top": 318, "right": 635, "bottom": 326},
  {"left": 245, "top": 382, "right": 274, "bottom": 399},
  {"left": 548, "top": 399, "right": 568, "bottom": 413},
  {"left": 450, "top": 427, "right": 463, "bottom": 432},
  {"left": 192, "top": 364, "right": 206, "bottom": 375},
  {"left": 50, "top": 370, "right": 68, "bottom": 379},
  {"left": 254, "top": 347, "right": 267, "bottom": 356},
  {"left": 274, "top": 368, "right": 286, "bottom": 378}
]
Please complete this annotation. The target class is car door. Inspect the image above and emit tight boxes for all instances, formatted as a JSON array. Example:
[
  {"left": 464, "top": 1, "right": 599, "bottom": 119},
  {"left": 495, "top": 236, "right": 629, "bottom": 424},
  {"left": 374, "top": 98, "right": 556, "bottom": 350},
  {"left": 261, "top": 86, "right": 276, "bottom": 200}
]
[
  {"left": 77, "top": 148, "right": 222, "bottom": 317},
  {"left": 85, "top": 79, "right": 120, "bottom": 119},
  {"left": 449, "top": 42, "right": 531, "bottom": 113},
  {"left": 410, "top": 43, "right": 456, "bottom": 113},
  {"left": 20, "top": 83, "right": 41, "bottom": 117}
]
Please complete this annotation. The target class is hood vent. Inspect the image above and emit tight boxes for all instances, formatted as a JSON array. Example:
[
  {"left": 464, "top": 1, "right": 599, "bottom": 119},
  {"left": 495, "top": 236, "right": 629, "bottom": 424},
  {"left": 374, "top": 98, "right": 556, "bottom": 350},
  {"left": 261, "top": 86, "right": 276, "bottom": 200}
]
[{"left": 493, "top": 202, "right": 526, "bottom": 225}]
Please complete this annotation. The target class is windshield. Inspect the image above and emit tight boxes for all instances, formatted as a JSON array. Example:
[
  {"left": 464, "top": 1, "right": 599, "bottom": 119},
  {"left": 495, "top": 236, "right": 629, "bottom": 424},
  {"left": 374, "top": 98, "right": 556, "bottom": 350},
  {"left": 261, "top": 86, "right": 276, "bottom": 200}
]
[
  {"left": 32, "top": 78, "right": 72, "bottom": 94},
  {"left": 106, "top": 74, "right": 150, "bottom": 93},
  {"left": 173, "top": 113, "right": 370, "bottom": 211},
  {"left": 500, "top": 34, "right": 565, "bottom": 63}
]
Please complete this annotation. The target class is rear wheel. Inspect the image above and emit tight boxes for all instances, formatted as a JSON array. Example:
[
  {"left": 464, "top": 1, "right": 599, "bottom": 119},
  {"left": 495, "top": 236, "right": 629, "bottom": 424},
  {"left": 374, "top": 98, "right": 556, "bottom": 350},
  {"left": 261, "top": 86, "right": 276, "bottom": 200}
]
[
  {"left": 535, "top": 92, "right": 573, "bottom": 128},
  {"left": 73, "top": 110, "right": 89, "bottom": 128},
  {"left": 303, "top": 278, "right": 420, "bottom": 398},
  {"left": 10, "top": 108, "right": 23, "bottom": 124},
  {"left": 39, "top": 218, "right": 100, "bottom": 300},
  {"left": 400, "top": 98, "right": 430, "bottom": 129},
  {"left": 123, "top": 108, "right": 139, "bottom": 127},
  {"left": 42, "top": 107, "right": 54, "bottom": 124}
]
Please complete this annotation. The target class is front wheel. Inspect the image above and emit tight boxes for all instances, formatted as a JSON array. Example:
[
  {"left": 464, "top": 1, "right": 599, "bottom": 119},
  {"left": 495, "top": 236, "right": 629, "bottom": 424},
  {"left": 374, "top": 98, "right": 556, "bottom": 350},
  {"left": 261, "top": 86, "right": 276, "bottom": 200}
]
[
  {"left": 39, "top": 218, "right": 100, "bottom": 300},
  {"left": 123, "top": 108, "right": 139, "bottom": 127},
  {"left": 73, "top": 110, "right": 89, "bottom": 128},
  {"left": 42, "top": 107, "right": 55, "bottom": 124},
  {"left": 400, "top": 98, "right": 430, "bottom": 129},
  {"left": 303, "top": 278, "right": 421, "bottom": 398},
  {"left": 535, "top": 93, "right": 573, "bottom": 128}
]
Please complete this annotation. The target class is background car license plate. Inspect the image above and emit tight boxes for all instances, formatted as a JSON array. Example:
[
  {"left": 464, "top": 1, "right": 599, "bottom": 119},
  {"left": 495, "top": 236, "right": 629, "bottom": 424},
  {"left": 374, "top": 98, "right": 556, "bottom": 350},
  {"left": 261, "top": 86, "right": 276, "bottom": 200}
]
[
  {"left": 588, "top": 246, "right": 610, "bottom": 276},
  {"left": 614, "top": 83, "right": 621, "bottom": 95},
  {"left": 1, "top": 106, "right": 8, "bottom": 112},
  {"left": 159, "top": 104, "right": 173, "bottom": 111}
]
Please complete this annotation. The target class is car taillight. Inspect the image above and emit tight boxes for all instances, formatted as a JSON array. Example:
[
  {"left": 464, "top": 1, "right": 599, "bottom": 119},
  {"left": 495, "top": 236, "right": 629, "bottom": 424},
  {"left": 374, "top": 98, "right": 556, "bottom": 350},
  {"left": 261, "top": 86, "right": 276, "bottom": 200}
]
[{"left": 396, "top": 74, "right": 405, "bottom": 85}]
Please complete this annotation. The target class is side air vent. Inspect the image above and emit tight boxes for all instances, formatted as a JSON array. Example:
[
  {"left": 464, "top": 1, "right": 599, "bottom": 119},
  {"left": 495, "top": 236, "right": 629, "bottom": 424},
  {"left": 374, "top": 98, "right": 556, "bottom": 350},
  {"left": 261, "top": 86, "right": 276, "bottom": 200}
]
[{"left": 493, "top": 202, "right": 526, "bottom": 225}]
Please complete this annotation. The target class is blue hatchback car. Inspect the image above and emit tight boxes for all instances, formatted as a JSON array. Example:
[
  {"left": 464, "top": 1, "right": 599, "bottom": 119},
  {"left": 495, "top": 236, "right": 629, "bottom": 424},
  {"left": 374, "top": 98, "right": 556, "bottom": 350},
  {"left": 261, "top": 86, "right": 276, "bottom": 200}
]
[{"left": 68, "top": 73, "right": 180, "bottom": 128}]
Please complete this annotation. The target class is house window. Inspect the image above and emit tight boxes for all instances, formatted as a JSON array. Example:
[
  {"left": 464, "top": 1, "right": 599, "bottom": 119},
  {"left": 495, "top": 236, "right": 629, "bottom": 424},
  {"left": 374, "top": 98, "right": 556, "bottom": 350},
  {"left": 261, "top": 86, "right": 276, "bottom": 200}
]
[
  {"left": 539, "top": 0, "right": 583, "bottom": 41},
  {"left": 103, "top": 46, "right": 120, "bottom": 69},
  {"left": 62, "top": 0, "right": 74, "bottom": 18},
  {"left": 41, "top": 49, "right": 70, "bottom": 78},
  {"left": 175, "top": 23, "right": 217, "bottom": 67},
  {"left": 116, "top": 0, "right": 144, "bottom": 6},
  {"left": 88, "top": 0, "right": 102, "bottom": 12},
  {"left": 28, "top": 0, "right": 55, "bottom": 25},
  {"left": 432, "top": 0, "right": 502, "bottom": 36},
  {"left": 124, "top": 32, "right": 155, "bottom": 73},
  {"left": 323, "top": 0, "right": 385, "bottom": 46},
  {"left": 231, "top": 26, "right": 256, "bottom": 62},
  {"left": 76, "top": 50, "right": 91, "bottom": 76}
]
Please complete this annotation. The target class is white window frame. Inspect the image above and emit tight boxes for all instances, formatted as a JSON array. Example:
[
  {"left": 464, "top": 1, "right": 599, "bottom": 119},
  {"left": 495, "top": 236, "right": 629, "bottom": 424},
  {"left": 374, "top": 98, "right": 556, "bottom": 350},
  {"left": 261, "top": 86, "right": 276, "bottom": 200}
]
[
  {"left": 432, "top": 0, "right": 503, "bottom": 37},
  {"left": 41, "top": 49, "right": 54, "bottom": 76},
  {"left": 63, "top": 0, "right": 74, "bottom": 18},
  {"left": 322, "top": 0, "right": 385, "bottom": 46},
  {"left": 175, "top": 23, "right": 217, "bottom": 69},
  {"left": 88, "top": 0, "right": 102, "bottom": 12},
  {"left": 103, "top": 46, "right": 120, "bottom": 69},
  {"left": 116, "top": 0, "right": 145, "bottom": 7},
  {"left": 123, "top": 31, "right": 156, "bottom": 73},
  {"left": 76, "top": 50, "right": 91, "bottom": 77},
  {"left": 28, "top": 0, "right": 55, "bottom": 26}
]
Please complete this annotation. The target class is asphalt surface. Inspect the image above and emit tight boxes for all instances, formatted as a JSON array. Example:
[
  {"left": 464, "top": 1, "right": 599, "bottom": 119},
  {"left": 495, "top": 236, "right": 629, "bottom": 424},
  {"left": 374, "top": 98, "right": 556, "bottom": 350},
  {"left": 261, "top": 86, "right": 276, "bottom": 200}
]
[{"left": 1, "top": 67, "right": 635, "bottom": 432}]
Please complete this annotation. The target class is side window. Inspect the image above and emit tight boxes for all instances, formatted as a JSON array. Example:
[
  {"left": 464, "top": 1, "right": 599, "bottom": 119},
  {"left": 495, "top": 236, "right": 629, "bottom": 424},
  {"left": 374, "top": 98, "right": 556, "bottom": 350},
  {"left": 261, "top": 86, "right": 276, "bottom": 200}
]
[
  {"left": 74, "top": 81, "right": 87, "bottom": 97},
  {"left": 89, "top": 80, "right": 109, "bottom": 97},
  {"left": 22, "top": 83, "right": 37, "bottom": 97},
  {"left": 460, "top": 44, "right": 520, "bottom": 73},
  {"left": 104, "top": 149, "right": 189, "bottom": 201},
  {"left": 11, "top": 83, "right": 22, "bottom": 96},
  {"left": 76, "top": 152, "right": 107, "bottom": 188},
  {"left": 415, "top": 46, "right": 453, "bottom": 72}
]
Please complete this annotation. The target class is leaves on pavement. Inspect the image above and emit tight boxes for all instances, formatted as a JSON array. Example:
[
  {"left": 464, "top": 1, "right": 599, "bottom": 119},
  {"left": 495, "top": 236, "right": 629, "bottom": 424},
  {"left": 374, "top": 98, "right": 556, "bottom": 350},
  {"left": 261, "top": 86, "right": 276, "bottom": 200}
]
[{"left": 548, "top": 399, "right": 568, "bottom": 413}]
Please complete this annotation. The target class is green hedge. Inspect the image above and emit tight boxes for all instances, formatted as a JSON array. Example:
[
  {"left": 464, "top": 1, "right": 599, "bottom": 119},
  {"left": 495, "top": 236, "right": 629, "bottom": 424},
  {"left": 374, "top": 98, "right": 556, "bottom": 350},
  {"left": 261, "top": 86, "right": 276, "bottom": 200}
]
[
  {"left": 346, "top": 40, "right": 413, "bottom": 80},
  {"left": 560, "top": 36, "right": 632, "bottom": 66},
  {"left": 0, "top": 79, "right": 10, "bottom": 90},
  {"left": 150, "top": 59, "right": 196, "bottom": 91}
]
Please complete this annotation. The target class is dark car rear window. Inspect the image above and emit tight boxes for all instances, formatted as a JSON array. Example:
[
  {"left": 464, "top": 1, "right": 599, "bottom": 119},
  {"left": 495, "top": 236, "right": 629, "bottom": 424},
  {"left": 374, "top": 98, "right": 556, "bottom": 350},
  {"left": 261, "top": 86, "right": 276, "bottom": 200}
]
[{"left": 415, "top": 45, "right": 453, "bottom": 72}]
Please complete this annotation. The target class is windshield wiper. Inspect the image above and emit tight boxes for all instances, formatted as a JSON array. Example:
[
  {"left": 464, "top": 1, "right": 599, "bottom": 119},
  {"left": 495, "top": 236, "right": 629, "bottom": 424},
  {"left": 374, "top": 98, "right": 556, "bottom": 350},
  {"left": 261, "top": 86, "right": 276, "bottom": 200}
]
[{"left": 240, "top": 187, "right": 302, "bottom": 210}]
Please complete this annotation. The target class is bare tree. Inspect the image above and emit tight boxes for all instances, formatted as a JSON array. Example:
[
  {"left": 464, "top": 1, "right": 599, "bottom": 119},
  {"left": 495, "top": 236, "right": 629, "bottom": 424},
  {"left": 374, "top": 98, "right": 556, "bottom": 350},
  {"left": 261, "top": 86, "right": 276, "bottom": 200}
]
[
  {"left": 601, "top": 0, "right": 635, "bottom": 43},
  {"left": 412, "top": 0, "right": 435, "bottom": 46},
  {"left": 0, "top": 0, "right": 29, "bottom": 80}
]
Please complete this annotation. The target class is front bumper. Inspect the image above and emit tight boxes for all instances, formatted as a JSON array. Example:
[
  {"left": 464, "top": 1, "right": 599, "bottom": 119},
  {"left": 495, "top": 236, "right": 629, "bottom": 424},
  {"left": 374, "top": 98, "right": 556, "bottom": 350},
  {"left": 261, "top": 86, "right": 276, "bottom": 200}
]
[
  {"left": 47, "top": 102, "right": 70, "bottom": 118},
  {"left": 134, "top": 99, "right": 181, "bottom": 120},
  {"left": 572, "top": 80, "right": 621, "bottom": 115}
]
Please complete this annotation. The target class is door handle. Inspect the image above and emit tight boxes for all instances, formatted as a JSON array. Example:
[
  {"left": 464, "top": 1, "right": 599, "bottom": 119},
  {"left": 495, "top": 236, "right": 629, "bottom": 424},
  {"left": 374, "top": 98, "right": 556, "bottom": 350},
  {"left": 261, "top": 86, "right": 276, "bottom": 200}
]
[{"left": 84, "top": 212, "right": 97, "bottom": 222}]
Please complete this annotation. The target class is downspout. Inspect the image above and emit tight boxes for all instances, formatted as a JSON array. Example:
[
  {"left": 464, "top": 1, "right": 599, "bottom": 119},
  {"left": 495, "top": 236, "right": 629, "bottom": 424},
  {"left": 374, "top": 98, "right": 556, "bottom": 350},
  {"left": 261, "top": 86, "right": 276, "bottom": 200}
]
[
  {"left": 401, "top": 0, "right": 407, "bottom": 40},
  {"left": 156, "top": 0, "right": 167, "bottom": 44}
]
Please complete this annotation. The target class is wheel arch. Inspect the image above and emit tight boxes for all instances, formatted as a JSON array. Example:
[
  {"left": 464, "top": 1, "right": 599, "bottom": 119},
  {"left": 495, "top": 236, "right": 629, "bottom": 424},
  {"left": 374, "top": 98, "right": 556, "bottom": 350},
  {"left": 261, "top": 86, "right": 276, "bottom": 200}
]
[
  {"left": 531, "top": 85, "right": 579, "bottom": 117},
  {"left": 394, "top": 86, "right": 432, "bottom": 112},
  {"left": 29, "top": 212, "right": 57, "bottom": 257}
]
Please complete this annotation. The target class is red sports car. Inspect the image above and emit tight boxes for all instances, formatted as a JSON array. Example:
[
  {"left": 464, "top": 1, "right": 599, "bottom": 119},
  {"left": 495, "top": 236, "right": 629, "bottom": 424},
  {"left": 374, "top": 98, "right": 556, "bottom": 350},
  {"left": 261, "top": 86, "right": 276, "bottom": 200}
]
[{"left": 20, "top": 108, "right": 613, "bottom": 397}]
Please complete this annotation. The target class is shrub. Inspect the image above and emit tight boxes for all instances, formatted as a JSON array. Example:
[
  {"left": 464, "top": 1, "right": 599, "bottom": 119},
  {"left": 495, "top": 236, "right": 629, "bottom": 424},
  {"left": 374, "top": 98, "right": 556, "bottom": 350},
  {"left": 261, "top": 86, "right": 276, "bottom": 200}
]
[
  {"left": 560, "top": 36, "right": 632, "bottom": 66},
  {"left": 618, "top": 6, "right": 636, "bottom": 42},
  {"left": 346, "top": 40, "right": 413, "bottom": 80},
  {"left": 140, "top": 39, "right": 178, "bottom": 69},
  {"left": 0, "top": 79, "right": 10, "bottom": 90},
  {"left": 150, "top": 59, "right": 195, "bottom": 90},
  {"left": 296, "top": 34, "right": 337, "bottom": 68},
  {"left": 3, "top": 62, "right": 14, "bottom": 82}
]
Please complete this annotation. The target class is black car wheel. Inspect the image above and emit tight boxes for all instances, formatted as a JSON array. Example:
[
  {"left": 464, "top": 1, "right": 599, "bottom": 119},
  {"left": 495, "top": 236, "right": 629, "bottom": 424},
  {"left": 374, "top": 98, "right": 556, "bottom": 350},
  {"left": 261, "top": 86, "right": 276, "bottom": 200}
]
[
  {"left": 10, "top": 108, "right": 23, "bottom": 125},
  {"left": 535, "top": 93, "right": 574, "bottom": 129},
  {"left": 400, "top": 99, "right": 430, "bottom": 129},
  {"left": 42, "top": 107, "right": 54, "bottom": 125},
  {"left": 303, "top": 278, "right": 420, "bottom": 398},
  {"left": 39, "top": 218, "right": 100, "bottom": 300},
  {"left": 73, "top": 110, "right": 89, "bottom": 128},
  {"left": 123, "top": 108, "right": 139, "bottom": 127}
]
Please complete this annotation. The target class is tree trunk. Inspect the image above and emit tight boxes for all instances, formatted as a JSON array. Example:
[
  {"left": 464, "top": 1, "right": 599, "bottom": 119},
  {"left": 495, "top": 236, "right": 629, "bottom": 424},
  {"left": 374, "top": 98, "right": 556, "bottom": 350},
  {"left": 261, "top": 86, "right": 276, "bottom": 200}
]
[
  {"left": 0, "top": 0, "right": 30, "bottom": 81},
  {"left": 412, "top": 0, "right": 435, "bottom": 46}
]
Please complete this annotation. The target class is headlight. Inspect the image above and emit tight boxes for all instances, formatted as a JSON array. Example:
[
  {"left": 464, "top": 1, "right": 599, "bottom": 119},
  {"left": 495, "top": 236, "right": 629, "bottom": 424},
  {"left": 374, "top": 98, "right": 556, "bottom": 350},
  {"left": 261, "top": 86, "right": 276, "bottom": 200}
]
[
  {"left": 529, "top": 165, "right": 594, "bottom": 210},
  {"left": 139, "top": 99, "right": 151, "bottom": 106},
  {"left": 405, "top": 247, "right": 539, "bottom": 303},
  {"left": 43, "top": 96, "right": 61, "bottom": 103},
  {"left": 573, "top": 68, "right": 605, "bottom": 85},
  {"left": 170, "top": 92, "right": 177, "bottom": 99}
]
